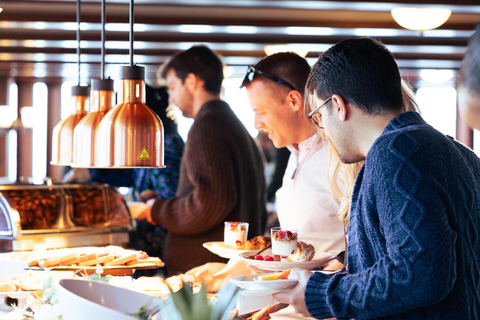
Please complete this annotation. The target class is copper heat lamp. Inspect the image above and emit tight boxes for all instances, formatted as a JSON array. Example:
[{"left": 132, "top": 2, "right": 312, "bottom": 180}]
[
  {"left": 72, "top": 0, "right": 114, "bottom": 167},
  {"left": 51, "top": 0, "right": 89, "bottom": 166},
  {"left": 96, "top": 0, "right": 164, "bottom": 168}
]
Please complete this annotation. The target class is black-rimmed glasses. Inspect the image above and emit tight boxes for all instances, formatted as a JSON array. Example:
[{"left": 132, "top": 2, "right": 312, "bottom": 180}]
[
  {"left": 240, "top": 66, "right": 296, "bottom": 91},
  {"left": 308, "top": 96, "right": 332, "bottom": 128}
]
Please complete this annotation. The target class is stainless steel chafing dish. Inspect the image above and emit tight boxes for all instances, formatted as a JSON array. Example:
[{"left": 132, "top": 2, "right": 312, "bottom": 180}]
[{"left": 0, "top": 183, "right": 133, "bottom": 251}]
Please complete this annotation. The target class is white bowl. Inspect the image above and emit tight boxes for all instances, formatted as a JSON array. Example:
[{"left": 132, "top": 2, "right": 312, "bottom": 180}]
[{"left": 57, "top": 279, "right": 161, "bottom": 320}]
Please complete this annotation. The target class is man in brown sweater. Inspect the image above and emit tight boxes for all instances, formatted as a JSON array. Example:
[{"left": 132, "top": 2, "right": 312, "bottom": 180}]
[{"left": 139, "top": 45, "right": 267, "bottom": 276}]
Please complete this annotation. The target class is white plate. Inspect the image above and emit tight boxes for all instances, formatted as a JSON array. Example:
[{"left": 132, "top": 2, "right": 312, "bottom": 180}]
[
  {"left": 202, "top": 241, "right": 259, "bottom": 259},
  {"left": 239, "top": 250, "right": 335, "bottom": 271},
  {"left": 230, "top": 273, "right": 298, "bottom": 293}
]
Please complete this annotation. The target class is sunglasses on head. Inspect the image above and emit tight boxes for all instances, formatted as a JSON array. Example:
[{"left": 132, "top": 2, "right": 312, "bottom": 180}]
[{"left": 241, "top": 66, "right": 296, "bottom": 91}]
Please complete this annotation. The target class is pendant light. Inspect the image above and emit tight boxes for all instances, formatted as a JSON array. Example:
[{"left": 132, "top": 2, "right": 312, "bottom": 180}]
[
  {"left": 51, "top": 0, "right": 89, "bottom": 166},
  {"left": 72, "top": 0, "right": 114, "bottom": 167},
  {"left": 97, "top": 0, "right": 164, "bottom": 168}
]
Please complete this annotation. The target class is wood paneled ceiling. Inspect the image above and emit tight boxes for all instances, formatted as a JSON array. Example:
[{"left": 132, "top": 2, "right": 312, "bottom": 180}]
[{"left": 0, "top": 0, "right": 479, "bottom": 84}]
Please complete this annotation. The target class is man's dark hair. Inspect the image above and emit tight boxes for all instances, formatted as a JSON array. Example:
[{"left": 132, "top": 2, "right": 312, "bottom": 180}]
[
  {"left": 160, "top": 45, "right": 224, "bottom": 95},
  {"left": 248, "top": 52, "right": 311, "bottom": 96},
  {"left": 460, "top": 23, "right": 480, "bottom": 94},
  {"left": 307, "top": 38, "right": 404, "bottom": 114},
  {"left": 146, "top": 85, "right": 177, "bottom": 134}
]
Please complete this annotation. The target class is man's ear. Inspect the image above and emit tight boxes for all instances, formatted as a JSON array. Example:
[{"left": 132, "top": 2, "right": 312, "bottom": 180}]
[
  {"left": 184, "top": 73, "right": 199, "bottom": 91},
  {"left": 287, "top": 90, "right": 303, "bottom": 112},
  {"left": 331, "top": 94, "right": 348, "bottom": 122}
]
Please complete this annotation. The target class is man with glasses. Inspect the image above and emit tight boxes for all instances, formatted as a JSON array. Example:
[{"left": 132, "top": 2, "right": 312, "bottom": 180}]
[
  {"left": 274, "top": 38, "right": 480, "bottom": 319},
  {"left": 241, "top": 52, "right": 345, "bottom": 319}
]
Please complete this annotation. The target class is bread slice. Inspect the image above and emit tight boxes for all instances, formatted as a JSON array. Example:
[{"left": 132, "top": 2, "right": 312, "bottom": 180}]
[
  {"left": 103, "top": 253, "right": 138, "bottom": 266},
  {"left": 79, "top": 254, "right": 115, "bottom": 266},
  {"left": 125, "top": 257, "right": 164, "bottom": 267},
  {"left": 0, "top": 280, "right": 17, "bottom": 292},
  {"left": 40, "top": 253, "right": 77, "bottom": 268},
  {"left": 58, "top": 253, "right": 97, "bottom": 266}
]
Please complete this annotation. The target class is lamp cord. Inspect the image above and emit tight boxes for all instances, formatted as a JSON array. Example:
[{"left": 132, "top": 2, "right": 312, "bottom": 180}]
[
  {"left": 129, "top": 0, "right": 134, "bottom": 67},
  {"left": 76, "top": 0, "right": 81, "bottom": 86},
  {"left": 101, "top": 0, "right": 106, "bottom": 80}
]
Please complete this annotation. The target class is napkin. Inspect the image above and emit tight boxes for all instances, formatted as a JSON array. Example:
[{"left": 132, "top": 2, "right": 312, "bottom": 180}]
[{"left": 236, "top": 290, "right": 278, "bottom": 315}]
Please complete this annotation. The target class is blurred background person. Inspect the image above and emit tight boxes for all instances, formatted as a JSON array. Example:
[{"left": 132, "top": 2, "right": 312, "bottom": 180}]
[{"left": 458, "top": 23, "right": 480, "bottom": 130}]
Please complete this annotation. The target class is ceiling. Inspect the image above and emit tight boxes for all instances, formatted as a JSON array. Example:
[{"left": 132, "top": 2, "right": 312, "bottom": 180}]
[{"left": 0, "top": 0, "right": 479, "bottom": 85}]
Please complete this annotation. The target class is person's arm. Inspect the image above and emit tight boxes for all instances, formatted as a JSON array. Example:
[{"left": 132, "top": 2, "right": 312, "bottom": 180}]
[
  {"left": 296, "top": 148, "right": 457, "bottom": 319},
  {"left": 150, "top": 120, "right": 237, "bottom": 235}
]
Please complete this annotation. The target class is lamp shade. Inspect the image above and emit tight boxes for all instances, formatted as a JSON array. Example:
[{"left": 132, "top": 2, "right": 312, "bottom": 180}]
[
  {"left": 51, "top": 85, "right": 89, "bottom": 166},
  {"left": 97, "top": 65, "right": 164, "bottom": 168},
  {"left": 72, "top": 78, "right": 114, "bottom": 167},
  {"left": 391, "top": 7, "right": 451, "bottom": 31}
]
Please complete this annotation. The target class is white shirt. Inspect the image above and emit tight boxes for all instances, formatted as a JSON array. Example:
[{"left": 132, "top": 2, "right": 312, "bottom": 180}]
[
  {"left": 276, "top": 133, "right": 345, "bottom": 254},
  {"left": 273, "top": 133, "right": 345, "bottom": 320}
]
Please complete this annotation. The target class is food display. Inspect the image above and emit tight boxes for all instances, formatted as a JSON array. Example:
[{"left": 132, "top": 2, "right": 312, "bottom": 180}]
[
  {"left": 24, "top": 246, "right": 163, "bottom": 269},
  {"left": 0, "top": 272, "right": 47, "bottom": 292},
  {"left": 224, "top": 221, "right": 248, "bottom": 247},
  {"left": 0, "top": 279, "right": 17, "bottom": 292},
  {"left": 69, "top": 187, "right": 107, "bottom": 226},
  {"left": 0, "top": 183, "right": 133, "bottom": 251},
  {"left": 271, "top": 227, "right": 298, "bottom": 259},
  {"left": 1, "top": 189, "right": 61, "bottom": 230}
]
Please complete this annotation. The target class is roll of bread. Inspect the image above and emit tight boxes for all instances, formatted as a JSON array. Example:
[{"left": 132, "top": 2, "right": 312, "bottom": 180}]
[{"left": 287, "top": 241, "right": 316, "bottom": 262}]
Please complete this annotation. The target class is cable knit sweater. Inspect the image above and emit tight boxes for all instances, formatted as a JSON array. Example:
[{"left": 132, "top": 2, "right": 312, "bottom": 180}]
[
  {"left": 151, "top": 100, "right": 266, "bottom": 276},
  {"left": 305, "top": 112, "right": 480, "bottom": 319}
]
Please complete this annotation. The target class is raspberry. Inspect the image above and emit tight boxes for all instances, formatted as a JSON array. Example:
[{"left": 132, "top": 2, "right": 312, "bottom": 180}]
[
  {"left": 278, "top": 230, "right": 285, "bottom": 239},
  {"left": 254, "top": 255, "right": 264, "bottom": 260},
  {"left": 264, "top": 255, "right": 274, "bottom": 261},
  {"left": 286, "top": 231, "right": 292, "bottom": 238},
  {"left": 236, "top": 240, "right": 242, "bottom": 244}
]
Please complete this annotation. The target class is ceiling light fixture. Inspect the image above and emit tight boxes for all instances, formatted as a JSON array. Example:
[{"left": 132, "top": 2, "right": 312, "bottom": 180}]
[
  {"left": 264, "top": 44, "right": 308, "bottom": 57},
  {"left": 73, "top": 0, "right": 114, "bottom": 167},
  {"left": 51, "top": 0, "right": 89, "bottom": 166},
  {"left": 391, "top": 7, "right": 451, "bottom": 32},
  {"left": 97, "top": 0, "right": 164, "bottom": 168},
  {"left": 419, "top": 69, "right": 455, "bottom": 84}
]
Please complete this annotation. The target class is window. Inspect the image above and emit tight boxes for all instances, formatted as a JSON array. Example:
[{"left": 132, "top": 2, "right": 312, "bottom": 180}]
[
  {"left": 32, "top": 82, "right": 48, "bottom": 184},
  {"left": 416, "top": 87, "right": 457, "bottom": 138}
]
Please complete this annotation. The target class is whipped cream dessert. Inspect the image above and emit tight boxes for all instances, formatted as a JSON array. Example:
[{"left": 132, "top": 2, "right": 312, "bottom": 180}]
[
  {"left": 271, "top": 228, "right": 298, "bottom": 257},
  {"left": 224, "top": 221, "right": 249, "bottom": 247}
]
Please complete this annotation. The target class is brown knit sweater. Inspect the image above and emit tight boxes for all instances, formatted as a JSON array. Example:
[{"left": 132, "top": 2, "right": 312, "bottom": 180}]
[{"left": 151, "top": 100, "right": 266, "bottom": 276}]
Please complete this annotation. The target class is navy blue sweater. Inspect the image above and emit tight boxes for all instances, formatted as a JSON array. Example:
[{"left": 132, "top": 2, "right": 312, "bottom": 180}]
[{"left": 305, "top": 112, "right": 480, "bottom": 319}]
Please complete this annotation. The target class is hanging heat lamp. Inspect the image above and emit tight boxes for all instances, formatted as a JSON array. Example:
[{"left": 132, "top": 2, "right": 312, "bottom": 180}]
[
  {"left": 97, "top": 0, "right": 164, "bottom": 168},
  {"left": 51, "top": 0, "right": 89, "bottom": 166},
  {"left": 72, "top": 0, "right": 114, "bottom": 167}
]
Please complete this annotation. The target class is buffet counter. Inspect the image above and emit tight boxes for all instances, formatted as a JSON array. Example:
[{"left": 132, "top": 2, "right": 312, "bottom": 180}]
[{"left": 0, "top": 183, "right": 133, "bottom": 251}]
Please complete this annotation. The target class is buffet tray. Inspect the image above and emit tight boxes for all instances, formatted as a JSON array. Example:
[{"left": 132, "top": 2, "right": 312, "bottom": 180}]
[{"left": 25, "top": 264, "right": 162, "bottom": 277}]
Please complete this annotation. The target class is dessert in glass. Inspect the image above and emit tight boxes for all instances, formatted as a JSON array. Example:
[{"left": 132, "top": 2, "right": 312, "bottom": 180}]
[
  {"left": 224, "top": 222, "right": 249, "bottom": 247},
  {"left": 271, "top": 227, "right": 298, "bottom": 261}
]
